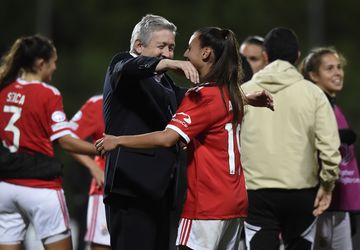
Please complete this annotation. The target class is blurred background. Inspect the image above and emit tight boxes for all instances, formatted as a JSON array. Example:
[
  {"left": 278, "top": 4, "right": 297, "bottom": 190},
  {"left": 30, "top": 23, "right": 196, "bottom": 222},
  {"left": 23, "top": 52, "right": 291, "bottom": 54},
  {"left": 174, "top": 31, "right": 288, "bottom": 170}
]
[{"left": 1, "top": 0, "right": 359, "bottom": 249}]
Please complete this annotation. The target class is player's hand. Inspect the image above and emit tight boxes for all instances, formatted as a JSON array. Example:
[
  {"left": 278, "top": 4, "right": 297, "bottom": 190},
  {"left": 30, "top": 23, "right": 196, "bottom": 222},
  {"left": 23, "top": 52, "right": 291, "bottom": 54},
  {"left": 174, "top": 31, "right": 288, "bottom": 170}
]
[
  {"left": 88, "top": 164, "right": 104, "bottom": 188},
  {"left": 245, "top": 90, "right": 274, "bottom": 111},
  {"left": 95, "top": 134, "right": 119, "bottom": 156},
  {"left": 313, "top": 186, "right": 332, "bottom": 216}
]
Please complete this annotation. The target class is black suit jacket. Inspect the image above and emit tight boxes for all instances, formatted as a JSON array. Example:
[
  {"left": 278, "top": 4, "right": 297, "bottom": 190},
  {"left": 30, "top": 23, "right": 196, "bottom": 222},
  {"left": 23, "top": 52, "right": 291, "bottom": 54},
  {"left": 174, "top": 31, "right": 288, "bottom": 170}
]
[{"left": 102, "top": 52, "right": 187, "bottom": 200}]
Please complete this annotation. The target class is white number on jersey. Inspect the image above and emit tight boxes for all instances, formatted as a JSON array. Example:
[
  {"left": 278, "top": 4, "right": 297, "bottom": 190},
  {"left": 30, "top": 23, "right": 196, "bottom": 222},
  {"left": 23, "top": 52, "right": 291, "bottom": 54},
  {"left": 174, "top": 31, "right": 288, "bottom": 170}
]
[
  {"left": 225, "top": 123, "right": 241, "bottom": 175},
  {"left": 2, "top": 105, "right": 22, "bottom": 152}
]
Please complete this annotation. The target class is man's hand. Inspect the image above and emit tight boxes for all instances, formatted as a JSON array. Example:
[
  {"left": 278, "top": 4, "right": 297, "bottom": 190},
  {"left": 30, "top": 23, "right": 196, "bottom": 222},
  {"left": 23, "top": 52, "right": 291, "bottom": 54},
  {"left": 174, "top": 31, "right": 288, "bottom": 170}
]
[
  {"left": 95, "top": 134, "right": 119, "bottom": 156},
  {"left": 313, "top": 186, "right": 332, "bottom": 216},
  {"left": 245, "top": 90, "right": 274, "bottom": 111}
]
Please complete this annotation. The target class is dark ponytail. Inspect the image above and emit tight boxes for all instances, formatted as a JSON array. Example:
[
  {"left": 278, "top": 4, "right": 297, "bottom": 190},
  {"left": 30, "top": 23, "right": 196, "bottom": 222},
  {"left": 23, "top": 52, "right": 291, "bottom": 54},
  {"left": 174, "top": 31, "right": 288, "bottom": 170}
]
[
  {"left": 0, "top": 35, "right": 55, "bottom": 91},
  {"left": 196, "top": 27, "right": 245, "bottom": 123}
]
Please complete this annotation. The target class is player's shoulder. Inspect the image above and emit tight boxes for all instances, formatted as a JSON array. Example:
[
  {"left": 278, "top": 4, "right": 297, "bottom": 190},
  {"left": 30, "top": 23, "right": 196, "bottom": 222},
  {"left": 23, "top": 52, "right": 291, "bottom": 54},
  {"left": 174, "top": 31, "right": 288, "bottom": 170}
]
[
  {"left": 17, "top": 78, "right": 61, "bottom": 96},
  {"left": 186, "top": 82, "right": 219, "bottom": 96},
  {"left": 73, "top": 95, "right": 102, "bottom": 122},
  {"left": 184, "top": 83, "right": 223, "bottom": 107},
  {"left": 87, "top": 94, "right": 103, "bottom": 103}
]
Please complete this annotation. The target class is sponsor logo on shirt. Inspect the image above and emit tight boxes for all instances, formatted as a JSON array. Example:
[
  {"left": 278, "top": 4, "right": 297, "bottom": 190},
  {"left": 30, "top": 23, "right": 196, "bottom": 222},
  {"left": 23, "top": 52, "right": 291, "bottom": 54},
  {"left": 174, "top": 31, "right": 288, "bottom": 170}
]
[{"left": 51, "top": 111, "right": 66, "bottom": 123}]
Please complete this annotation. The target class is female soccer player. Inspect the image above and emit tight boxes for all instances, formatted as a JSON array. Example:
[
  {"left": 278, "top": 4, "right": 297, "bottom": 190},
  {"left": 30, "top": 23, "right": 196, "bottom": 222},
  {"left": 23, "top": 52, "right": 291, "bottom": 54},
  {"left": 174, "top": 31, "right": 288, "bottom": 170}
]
[
  {"left": 70, "top": 95, "right": 110, "bottom": 250},
  {"left": 0, "top": 35, "right": 97, "bottom": 250},
  {"left": 96, "top": 27, "right": 273, "bottom": 250}
]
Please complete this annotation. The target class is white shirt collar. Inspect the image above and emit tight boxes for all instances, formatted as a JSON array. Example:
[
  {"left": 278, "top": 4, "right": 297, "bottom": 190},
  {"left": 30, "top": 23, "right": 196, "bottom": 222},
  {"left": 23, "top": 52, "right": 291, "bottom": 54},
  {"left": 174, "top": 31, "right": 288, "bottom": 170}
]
[{"left": 129, "top": 52, "right": 138, "bottom": 58}]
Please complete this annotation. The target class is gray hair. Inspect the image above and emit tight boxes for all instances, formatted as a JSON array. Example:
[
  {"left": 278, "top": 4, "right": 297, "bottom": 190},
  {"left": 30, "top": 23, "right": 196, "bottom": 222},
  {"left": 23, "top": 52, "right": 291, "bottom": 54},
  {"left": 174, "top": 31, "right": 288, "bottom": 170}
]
[{"left": 130, "top": 14, "right": 177, "bottom": 53}]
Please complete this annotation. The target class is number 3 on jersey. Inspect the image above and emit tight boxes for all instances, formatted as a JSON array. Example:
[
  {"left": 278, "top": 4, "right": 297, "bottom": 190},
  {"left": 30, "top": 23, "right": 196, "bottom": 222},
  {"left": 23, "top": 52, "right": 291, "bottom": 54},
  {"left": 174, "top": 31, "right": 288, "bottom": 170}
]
[
  {"left": 225, "top": 123, "right": 241, "bottom": 175},
  {"left": 2, "top": 105, "right": 22, "bottom": 152}
]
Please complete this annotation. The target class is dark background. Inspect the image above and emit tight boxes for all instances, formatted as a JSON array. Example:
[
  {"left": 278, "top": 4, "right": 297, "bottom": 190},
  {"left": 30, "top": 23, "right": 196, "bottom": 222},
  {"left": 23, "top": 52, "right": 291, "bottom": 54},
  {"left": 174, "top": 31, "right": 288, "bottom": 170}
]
[{"left": 1, "top": 0, "right": 359, "bottom": 249}]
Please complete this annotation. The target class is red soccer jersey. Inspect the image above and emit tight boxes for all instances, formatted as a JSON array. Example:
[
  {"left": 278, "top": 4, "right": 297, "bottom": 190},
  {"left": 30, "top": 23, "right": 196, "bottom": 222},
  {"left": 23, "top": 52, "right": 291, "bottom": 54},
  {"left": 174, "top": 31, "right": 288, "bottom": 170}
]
[
  {"left": 166, "top": 84, "right": 248, "bottom": 219},
  {"left": 69, "top": 95, "right": 105, "bottom": 195},
  {"left": 0, "top": 79, "right": 73, "bottom": 189}
]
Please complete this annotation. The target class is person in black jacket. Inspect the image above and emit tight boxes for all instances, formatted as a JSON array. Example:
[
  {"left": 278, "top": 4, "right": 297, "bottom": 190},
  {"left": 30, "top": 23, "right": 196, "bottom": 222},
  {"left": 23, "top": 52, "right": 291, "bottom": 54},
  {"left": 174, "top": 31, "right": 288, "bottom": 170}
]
[{"left": 102, "top": 14, "right": 199, "bottom": 250}]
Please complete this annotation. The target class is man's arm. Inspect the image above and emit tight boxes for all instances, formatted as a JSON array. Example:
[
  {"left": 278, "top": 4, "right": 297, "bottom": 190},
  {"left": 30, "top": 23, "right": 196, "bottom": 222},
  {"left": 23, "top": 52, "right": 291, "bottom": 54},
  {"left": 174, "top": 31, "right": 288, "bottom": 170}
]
[
  {"left": 108, "top": 54, "right": 162, "bottom": 85},
  {"left": 315, "top": 91, "right": 341, "bottom": 192},
  {"left": 109, "top": 54, "right": 199, "bottom": 87},
  {"left": 312, "top": 92, "right": 341, "bottom": 216}
]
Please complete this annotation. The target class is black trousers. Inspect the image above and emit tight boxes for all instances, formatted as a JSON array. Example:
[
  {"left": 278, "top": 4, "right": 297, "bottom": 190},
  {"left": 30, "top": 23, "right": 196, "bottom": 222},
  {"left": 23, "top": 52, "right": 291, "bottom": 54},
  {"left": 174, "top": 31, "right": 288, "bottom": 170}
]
[
  {"left": 245, "top": 187, "right": 318, "bottom": 250},
  {"left": 105, "top": 191, "right": 173, "bottom": 250}
]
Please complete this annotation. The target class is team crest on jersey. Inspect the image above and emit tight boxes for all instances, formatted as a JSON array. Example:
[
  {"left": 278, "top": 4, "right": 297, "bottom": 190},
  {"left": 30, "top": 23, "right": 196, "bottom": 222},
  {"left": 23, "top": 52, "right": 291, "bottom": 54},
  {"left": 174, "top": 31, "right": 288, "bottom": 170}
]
[{"left": 51, "top": 111, "right": 66, "bottom": 123}]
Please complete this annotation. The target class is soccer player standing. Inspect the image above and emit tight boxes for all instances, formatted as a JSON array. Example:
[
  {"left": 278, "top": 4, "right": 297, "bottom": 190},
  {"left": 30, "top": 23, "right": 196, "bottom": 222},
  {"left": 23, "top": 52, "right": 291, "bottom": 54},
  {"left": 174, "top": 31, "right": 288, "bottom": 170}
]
[{"left": 0, "top": 35, "right": 96, "bottom": 250}]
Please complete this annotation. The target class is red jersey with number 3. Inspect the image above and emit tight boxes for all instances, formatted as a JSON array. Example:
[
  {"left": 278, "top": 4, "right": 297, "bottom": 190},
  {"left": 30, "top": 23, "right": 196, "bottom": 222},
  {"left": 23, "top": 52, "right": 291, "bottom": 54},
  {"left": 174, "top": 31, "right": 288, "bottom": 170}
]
[
  {"left": 69, "top": 95, "right": 105, "bottom": 195},
  {"left": 0, "top": 79, "right": 73, "bottom": 189},
  {"left": 166, "top": 84, "right": 248, "bottom": 219}
]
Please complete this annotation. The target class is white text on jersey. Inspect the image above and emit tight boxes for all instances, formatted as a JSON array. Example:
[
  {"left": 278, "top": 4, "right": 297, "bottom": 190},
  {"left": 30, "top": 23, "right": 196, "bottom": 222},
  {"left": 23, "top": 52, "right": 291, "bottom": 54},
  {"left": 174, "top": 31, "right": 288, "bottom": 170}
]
[{"left": 6, "top": 92, "right": 25, "bottom": 105}]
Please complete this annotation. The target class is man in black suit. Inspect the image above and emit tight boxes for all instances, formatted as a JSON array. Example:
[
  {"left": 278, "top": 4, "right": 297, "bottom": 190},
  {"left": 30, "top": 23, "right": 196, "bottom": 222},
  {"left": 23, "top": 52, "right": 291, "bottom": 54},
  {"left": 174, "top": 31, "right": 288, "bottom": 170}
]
[{"left": 102, "top": 14, "right": 198, "bottom": 250}]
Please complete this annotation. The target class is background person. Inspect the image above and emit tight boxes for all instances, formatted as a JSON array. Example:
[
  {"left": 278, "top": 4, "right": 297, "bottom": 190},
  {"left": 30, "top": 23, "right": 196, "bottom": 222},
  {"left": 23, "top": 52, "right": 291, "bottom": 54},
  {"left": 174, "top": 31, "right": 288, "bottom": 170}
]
[
  {"left": 240, "top": 35, "right": 268, "bottom": 73},
  {"left": 240, "top": 27, "right": 341, "bottom": 250},
  {"left": 300, "top": 46, "right": 360, "bottom": 250},
  {"left": 69, "top": 94, "right": 110, "bottom": 250}
]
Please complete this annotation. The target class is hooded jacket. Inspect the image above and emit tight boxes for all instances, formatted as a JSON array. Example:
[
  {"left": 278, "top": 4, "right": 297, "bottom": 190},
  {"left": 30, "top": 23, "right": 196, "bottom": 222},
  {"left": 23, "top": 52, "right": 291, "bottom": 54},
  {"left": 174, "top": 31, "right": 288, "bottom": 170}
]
[{"left": 240, "top": 60, "right": 341, "bottom": 191}]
